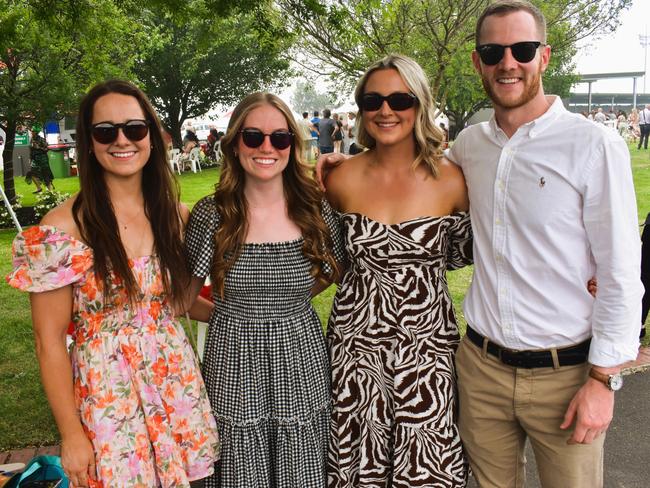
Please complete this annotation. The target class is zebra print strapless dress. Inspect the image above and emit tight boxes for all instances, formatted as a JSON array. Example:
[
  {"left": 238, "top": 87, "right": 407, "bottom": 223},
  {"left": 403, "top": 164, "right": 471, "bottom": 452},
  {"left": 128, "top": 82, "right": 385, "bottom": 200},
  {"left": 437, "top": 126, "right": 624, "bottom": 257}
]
[{"left": 327, "top": 212, "right": 473, "bottom": 488}]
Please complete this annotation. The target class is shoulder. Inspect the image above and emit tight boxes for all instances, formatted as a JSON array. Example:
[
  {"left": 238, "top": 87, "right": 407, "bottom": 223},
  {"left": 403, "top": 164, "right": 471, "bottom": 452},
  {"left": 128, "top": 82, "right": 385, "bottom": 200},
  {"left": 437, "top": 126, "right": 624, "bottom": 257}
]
[
  {"left": 179, "top": 202, "right": 190, "bottom": 226},
  {"left": 190, "top": 195, "right": 220, "bottom": 225},
  {"left": 40, "top": 196, "right": 81, "bottom": 239},
  {"left": 436, "top": 157, "right": 469, "bottom": 212},
  {"left": 326, "top": 152, "right": 367, "bottom": 210}
]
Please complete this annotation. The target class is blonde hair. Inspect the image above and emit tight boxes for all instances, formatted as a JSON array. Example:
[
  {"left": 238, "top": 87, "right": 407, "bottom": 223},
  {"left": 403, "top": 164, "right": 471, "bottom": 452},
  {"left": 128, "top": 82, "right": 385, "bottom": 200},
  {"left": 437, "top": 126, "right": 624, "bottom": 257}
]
[
  {"left": 211, "top": 92, "right": 339, "bottom": 297},
  {"left": 354, "top": 54, "right": 444, "bottom": 176}
]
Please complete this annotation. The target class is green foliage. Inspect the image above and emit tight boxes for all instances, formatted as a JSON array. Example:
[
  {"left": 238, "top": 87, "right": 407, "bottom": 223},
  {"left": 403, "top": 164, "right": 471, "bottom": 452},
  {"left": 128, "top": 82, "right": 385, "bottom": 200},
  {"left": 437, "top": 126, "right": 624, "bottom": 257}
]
[
  {"left": 133, "top": 1, "right": 293, "bottom": 147},
  {"left": 279, "top": 0, "right": 633, "bottom": 131},
  {"left": 0, "top": 0, "right": 149, "bottom": 202},
  {"left": 33, "top": 190, "right": 72, "bottom": 220},
  {"left": 291, "top": 80, "right": 336, "bottom": 113}
]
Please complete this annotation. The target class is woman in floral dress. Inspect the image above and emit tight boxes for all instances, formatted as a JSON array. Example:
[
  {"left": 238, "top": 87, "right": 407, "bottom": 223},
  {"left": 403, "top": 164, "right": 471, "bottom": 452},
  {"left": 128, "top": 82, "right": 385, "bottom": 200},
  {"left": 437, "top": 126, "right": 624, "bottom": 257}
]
[{"left": 7, "top": 80, "right": 218, "bottom": 487}]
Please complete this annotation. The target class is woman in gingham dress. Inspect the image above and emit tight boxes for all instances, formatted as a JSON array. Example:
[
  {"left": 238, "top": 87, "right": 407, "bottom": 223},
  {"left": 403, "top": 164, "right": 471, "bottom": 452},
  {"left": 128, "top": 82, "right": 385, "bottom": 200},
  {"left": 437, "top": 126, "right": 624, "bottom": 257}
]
[{"left": 185, "top": 92, "right": 345, "bottom": 488}]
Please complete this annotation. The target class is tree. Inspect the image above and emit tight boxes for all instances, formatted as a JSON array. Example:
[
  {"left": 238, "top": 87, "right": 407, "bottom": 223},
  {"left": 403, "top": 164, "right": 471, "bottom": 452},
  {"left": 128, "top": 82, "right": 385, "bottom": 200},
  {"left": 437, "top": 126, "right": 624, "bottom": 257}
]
[
  {"left": 291, "top": 80, "right": 335, "bottom": 113},
  {"left": 0, "top": 0, "right": 146, "bottom": 202},
  {"left": 278, "top": 0, "right": 632, "bottom": 134},
  {"left": 133, "top": 2, "right": 293, "bottom": 148}
]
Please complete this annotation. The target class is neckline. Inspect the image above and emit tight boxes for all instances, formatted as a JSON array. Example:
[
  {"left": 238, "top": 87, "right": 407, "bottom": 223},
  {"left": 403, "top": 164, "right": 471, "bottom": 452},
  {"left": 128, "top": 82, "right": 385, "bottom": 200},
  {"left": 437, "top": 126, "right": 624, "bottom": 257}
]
[
  {"left": 243, "top": 237, "right": 304, "bottom": 247},
  {"left": 340, "top": 211, "right": 467, "bottom": 227},
  {"left": 32, "top": 225, "right": 156, "bottom": 261}
]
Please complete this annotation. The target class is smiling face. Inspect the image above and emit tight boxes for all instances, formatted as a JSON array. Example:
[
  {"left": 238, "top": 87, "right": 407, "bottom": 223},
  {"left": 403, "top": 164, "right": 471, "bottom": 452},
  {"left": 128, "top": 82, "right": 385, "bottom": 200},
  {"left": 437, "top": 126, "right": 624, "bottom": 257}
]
[
  {"left": 362, "top": 68, "right": 416, "bottom": 148},
  {"left": 236, "top": 104, "right": 291, "bottom": 184},
  {"left": 472, "top": 10, "right": 550, "bottom": 112},
  {"left": 91, "top": 93, "right": 151, "bottom": 179}
]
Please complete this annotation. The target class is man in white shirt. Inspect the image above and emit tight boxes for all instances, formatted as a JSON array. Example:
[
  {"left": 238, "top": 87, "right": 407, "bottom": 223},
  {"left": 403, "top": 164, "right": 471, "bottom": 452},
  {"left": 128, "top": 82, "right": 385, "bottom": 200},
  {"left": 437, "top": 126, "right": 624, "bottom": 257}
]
[
  {"left": 639, "top": 103, "right": 650, "bottom": 149},
  {"left": 447, "top": 1, "right": 643, "bottom": 486},
  {"left": 593, "top": 107, "right": 607, "bottom": 124}
]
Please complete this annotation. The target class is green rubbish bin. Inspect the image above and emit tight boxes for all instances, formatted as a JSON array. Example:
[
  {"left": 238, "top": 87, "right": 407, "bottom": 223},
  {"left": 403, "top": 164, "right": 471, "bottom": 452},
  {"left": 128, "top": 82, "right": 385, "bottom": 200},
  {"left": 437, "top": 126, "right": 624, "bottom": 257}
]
[{"left": 48, "top": 148, "right": 69, "bottom": 178}]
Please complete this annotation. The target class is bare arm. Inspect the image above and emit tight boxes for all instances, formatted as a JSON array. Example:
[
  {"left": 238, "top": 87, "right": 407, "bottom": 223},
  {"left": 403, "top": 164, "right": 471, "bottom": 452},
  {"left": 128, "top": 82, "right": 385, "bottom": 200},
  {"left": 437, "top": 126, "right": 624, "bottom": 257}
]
[
  {"left": 185, "top": 278, "right": 214, "bottom": 322},
  {"left": 31, "top": 287, "right": 96, "bottom": 487}
]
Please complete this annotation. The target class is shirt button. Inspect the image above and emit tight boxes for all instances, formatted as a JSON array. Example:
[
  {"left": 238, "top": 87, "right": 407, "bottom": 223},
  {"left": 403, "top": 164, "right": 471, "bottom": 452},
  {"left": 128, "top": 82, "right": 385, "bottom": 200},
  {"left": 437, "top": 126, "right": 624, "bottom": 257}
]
[
  {"left": 496, "top": 219, "right": 502, "bottom": 225},
  {"left": 498, "top": 181, "right": 504, "bottom": 190}
]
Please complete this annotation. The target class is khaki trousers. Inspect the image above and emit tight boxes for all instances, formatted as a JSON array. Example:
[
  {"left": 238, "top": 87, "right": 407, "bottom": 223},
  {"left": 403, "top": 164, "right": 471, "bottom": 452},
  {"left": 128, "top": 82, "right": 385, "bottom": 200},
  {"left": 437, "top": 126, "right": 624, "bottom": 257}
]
[{"left": 456, "top": 337, "right": 605, "bottom": 488}]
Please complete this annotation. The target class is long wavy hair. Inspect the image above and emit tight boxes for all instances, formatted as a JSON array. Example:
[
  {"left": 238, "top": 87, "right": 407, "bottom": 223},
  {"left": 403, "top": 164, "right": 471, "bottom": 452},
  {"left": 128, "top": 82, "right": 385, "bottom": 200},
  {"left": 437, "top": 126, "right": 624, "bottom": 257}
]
[
  {"left": 211, "top": 92, "right": 339, "bottom": 297},
  {"left": 355, "top": 54, "right": 444, "bottom": 176},
  {"left": 72, "top": 79, "right": 188, "bottom": 304}
]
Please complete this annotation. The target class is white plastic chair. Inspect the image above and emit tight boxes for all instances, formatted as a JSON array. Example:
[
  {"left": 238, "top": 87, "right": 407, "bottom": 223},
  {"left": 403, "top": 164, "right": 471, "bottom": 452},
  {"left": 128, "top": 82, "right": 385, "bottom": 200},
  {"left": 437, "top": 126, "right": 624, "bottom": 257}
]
[
  {"left": 168, "top": 148, "right": 181, "bottom": 175},
  {"left": 188, "top": 147, "right": 202, "bottom": 173},
  {"left": 213, "top": 141, "right": 223, "bottom": 166}
]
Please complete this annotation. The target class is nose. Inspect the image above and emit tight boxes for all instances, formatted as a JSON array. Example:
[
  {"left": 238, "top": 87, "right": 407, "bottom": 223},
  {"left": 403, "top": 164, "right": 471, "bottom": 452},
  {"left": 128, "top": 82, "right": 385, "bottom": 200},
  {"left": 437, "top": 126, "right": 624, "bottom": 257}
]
[
  {"left": 259, "top": 134, "right": 274, "bottom": 152},
  {"left": 379, "top": 99, "right": 393, "bottom": 115},
  {"left": 114, "top": 127, "right": 131, "bottom": 145},
  {"left": 499, "top": 46, "right": 519, "bottom": 69}
]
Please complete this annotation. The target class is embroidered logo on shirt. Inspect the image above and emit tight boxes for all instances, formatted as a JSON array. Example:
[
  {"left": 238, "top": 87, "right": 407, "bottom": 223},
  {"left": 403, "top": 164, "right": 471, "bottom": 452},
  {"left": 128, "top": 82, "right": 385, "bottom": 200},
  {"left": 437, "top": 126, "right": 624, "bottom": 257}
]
[{"left": 539, "top": 177, "right": 546, "bottom": 188}]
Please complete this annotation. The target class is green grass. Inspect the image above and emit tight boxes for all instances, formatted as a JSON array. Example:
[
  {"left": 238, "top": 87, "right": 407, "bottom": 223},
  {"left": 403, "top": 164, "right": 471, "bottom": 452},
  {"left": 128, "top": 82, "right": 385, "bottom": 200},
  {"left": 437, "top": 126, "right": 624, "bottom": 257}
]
[{"left": 0, "top": 145, "right": 648, "bottom": 449}]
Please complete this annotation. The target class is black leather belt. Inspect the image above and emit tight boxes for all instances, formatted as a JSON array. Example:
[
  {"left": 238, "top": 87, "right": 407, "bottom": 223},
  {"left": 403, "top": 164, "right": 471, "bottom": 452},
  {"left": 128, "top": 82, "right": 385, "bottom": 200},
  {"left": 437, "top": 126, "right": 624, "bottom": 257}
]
[{"left": 465, "top": 325, "right": 590, "bottom": 369}]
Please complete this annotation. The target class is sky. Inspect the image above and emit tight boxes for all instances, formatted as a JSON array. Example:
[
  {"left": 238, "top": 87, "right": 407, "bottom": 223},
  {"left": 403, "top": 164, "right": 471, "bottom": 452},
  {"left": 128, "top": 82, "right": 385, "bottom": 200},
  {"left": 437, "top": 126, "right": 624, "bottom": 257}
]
[{"left": 573, "top": 0, "right": 650, "bottom": 94}]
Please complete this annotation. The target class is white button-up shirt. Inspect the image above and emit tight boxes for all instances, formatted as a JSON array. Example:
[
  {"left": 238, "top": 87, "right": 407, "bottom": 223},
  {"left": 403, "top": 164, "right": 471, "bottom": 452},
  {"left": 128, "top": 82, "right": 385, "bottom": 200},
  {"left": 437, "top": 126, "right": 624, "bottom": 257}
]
[
  {"left": 448, "top": 96, "right": 642, "bottom": 367},
  {"left": 640, "top": 108, "right": 650, "bottom": 125}
]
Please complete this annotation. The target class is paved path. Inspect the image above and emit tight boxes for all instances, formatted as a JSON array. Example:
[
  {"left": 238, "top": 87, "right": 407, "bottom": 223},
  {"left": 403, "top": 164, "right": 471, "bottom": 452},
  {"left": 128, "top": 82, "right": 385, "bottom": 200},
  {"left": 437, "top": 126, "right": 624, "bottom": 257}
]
[{"left": 2, "top": 348, "right": 649, "bottom": 486}]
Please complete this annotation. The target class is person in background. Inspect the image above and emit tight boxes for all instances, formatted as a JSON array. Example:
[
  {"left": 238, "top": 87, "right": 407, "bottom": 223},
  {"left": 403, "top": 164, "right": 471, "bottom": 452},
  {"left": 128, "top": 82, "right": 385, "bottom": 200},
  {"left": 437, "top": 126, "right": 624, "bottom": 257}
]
[
  {"left": 311, "top": 110, "right": 321, "bottom": 158},
  {"left": 317, "top": 108, "right": 335, "bottom": 155},
  {"left": 449, "top": 2, "right": 642, "bottom": 486},
  {"left": 638, "top": 104, "right": 650, "bottom": 150},
  {"left": 179, "top": 128, "right": 200, "bottom": 171},
  {"left": 299, "top": 111, "right": 316, "bottom": 161},
  {"left": 26, "top": 128, "right": 54, "bottom": 193},
  {"left": 332, "top": 113, "right": 343, "bottom": 153},
  {"left": 184, "top": 92, "right": 345, "bottom": 488},
  {"left": 7, "top": 79, "right": 219, "bottom": 488},
  {"left": 343, "top": 111, "right": 357, "bottom": 154},
  {"left": 439, "top": 122, "right": 450, "bottom": 149}
]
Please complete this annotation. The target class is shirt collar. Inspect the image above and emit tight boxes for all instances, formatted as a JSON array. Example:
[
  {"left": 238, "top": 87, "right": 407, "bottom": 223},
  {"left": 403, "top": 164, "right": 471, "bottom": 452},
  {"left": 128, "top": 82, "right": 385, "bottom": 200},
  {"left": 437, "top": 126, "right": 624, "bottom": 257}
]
[{"left": 489, "top": 95, "right": 565, "bottom": 141}]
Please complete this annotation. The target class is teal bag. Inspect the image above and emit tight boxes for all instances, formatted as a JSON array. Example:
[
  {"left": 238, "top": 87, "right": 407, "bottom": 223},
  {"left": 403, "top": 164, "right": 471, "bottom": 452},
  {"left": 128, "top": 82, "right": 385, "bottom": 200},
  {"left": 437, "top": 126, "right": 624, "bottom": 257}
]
[{"left": 4, "top": 455, "right": 69, "bottom": 488}]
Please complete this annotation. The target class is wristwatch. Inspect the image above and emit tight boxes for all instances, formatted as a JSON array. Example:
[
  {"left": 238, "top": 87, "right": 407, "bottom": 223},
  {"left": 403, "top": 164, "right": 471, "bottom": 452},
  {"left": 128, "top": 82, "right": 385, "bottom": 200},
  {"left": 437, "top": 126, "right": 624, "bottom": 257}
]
[{"left": 589, "top": 368, "right": 624, "bottom": 391}]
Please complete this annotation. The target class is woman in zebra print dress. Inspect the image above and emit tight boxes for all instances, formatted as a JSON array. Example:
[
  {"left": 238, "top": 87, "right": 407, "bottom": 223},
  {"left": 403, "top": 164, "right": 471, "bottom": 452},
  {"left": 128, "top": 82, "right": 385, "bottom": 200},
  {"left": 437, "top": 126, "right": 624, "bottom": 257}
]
[{"left": 324, "top": 54, "right": 473, "bottom": 487}]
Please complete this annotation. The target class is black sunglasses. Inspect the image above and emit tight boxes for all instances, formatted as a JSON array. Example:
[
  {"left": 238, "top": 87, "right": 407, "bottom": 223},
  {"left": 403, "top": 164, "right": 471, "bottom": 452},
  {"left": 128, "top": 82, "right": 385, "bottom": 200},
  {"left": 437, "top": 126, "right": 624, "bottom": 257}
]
[
  {"left": 476, "top": 41, "right": 543, "bottom": 66},
  {"left": 359, "top": 92, "right": 417, "bottom": 112},
  {"left": 91, "top": 119, "right": 150, "bottom": 144},
  {"left": 239, "top": 128, "right": 294, "bottom": 150}
]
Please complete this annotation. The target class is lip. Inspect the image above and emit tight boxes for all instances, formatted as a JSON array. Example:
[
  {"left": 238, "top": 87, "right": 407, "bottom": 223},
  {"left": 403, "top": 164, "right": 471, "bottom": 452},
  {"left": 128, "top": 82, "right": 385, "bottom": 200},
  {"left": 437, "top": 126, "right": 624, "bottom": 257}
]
[
  {"left": 252, "top": 157, "right": 277, "bottom": 166},
  {"left": 373, "top": 120, "right": 400, "bottom": 129},
  {"left": 109, "top": 150, "right": 137, "bottom": 159}
]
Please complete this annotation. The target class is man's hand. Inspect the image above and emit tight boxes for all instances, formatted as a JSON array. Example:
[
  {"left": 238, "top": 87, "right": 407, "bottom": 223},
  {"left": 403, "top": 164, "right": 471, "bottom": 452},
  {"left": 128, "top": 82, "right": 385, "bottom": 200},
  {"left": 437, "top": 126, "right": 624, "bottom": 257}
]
[
  {"left": 315, "top": 152, "right": 348, "bottom": 191},
  {"left": 560, "top": 374, "right": 615, "bottom": 444}
]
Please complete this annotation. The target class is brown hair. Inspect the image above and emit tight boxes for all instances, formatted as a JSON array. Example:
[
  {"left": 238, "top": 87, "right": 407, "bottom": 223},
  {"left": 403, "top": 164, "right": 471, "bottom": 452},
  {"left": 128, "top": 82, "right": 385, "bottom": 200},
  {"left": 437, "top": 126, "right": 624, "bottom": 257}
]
[
  {"left": 354, "top": 54, "right": 444, "bottom": 177},
  {"left": 211, "top": 92, "right": 339, "bottom": 297},
  {"left": 475, "top": 0, "right": 547, "bottom": 45},
  {"left": 72, "top": 79, "right": 188, "bottom": 304}
]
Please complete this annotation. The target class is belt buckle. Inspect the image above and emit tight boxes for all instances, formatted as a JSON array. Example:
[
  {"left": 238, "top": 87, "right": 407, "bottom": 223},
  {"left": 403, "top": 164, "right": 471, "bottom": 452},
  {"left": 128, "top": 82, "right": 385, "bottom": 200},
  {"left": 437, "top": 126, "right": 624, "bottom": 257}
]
[{"left": 500, "top": 348, "right": 532, "bottom": 368}]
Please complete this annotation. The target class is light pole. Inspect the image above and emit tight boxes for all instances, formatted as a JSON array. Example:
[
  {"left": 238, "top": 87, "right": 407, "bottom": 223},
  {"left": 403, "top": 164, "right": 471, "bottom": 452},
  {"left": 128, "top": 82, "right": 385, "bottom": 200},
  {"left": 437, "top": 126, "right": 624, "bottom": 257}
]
[{"left": 641, "top": 26, "right": 650, "bottom": 95}]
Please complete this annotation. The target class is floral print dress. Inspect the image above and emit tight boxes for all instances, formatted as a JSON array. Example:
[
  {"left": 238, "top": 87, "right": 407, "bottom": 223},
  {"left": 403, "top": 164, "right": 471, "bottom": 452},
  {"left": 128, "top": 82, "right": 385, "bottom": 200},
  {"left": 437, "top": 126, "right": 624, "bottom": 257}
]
[{"left": 7, "top": 226, "right": 219, "bottom": 488}]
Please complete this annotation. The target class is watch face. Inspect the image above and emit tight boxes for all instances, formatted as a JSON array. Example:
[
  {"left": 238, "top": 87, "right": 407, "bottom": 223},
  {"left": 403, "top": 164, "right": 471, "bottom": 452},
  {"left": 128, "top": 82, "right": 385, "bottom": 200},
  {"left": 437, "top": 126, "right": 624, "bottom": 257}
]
[{"left": 609, "top": 374, "right": 624, "bottom": 391}]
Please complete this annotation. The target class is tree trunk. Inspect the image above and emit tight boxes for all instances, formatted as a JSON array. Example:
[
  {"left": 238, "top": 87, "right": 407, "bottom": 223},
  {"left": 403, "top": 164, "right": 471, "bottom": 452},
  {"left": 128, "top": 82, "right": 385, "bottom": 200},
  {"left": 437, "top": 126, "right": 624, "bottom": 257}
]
[
  {"left": 168, "top": 118, "right": 185, "bottom": 149},
  {"left": 2, "top": 119, "right": 18, "bottom": 203}
]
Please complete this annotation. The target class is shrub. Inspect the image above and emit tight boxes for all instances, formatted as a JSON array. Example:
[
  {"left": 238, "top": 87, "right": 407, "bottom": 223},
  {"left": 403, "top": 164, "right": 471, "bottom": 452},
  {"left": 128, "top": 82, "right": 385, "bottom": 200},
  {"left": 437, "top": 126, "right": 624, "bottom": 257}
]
[{"left": 34, "top": 190, "right": 71, "bottom": 219}]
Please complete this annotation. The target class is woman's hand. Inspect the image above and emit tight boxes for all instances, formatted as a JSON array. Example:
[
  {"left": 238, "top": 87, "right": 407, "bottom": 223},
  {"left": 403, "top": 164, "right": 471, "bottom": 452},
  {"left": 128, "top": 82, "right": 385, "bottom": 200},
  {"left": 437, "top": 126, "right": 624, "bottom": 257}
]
[{"left": 61, "top": 431, "right": 96, "bottom": 487}]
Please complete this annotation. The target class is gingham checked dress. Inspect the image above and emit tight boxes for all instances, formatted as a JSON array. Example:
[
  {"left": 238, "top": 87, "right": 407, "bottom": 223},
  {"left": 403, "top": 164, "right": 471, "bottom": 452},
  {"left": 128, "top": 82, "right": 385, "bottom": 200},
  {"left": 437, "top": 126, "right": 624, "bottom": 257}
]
[{"left": 185, "top": 196, "right": 345, "bottom": 488}]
